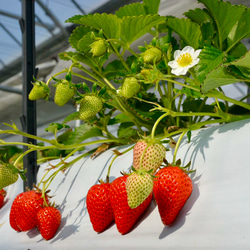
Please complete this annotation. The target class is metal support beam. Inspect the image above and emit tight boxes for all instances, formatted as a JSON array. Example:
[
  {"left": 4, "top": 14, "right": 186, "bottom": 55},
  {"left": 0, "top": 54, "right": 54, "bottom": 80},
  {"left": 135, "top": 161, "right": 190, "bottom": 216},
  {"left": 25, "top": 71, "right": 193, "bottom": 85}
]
[{"left": 20, "top": 0, "right": 38, "bottom": 190}]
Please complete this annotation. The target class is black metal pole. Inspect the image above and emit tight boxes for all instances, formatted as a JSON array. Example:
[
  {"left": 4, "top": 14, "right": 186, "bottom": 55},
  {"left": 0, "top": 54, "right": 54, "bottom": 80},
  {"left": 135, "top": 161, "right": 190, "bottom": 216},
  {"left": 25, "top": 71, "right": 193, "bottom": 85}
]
[{"left": 20, "top": 0, "right": 37, "bottom": 190}]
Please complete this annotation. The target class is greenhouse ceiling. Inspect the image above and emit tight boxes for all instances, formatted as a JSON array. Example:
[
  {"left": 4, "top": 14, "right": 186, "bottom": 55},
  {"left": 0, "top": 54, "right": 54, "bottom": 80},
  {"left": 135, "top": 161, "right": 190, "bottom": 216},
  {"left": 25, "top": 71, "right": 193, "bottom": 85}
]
[{"left": 0, "top": 0, "right": 140, "bottom": 84}]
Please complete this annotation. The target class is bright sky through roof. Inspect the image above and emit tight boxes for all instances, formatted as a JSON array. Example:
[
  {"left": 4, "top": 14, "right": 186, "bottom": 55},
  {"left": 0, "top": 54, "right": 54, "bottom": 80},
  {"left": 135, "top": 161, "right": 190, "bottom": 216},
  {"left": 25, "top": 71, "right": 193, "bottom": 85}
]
[{"left": 0, "top": 0, "right": 108, "bottom": 67}]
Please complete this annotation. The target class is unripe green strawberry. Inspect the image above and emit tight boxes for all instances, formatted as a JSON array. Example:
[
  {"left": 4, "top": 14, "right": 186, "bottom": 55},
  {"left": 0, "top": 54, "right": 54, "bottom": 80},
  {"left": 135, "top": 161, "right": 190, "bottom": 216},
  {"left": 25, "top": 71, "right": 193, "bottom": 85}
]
[
  {"left": 126, "top": 170, "right": 154, "bottom": 209},
  {"left": 29, "top": 81, "right": 50, "bottom": 100},
  {"left": 0, "top": 164, "right": 19, "bottom": 190},
  {"left": 54, "top": 80, "right": 75, "bottom": 106},
  {"left": 133, "top": 139, "right": 166, "bottom": 173},
  {"left": 79, "top": 95, "right": 103, "bottom": 121},
  {"left": 90, "top": 39, "right": 107, "bottom": 57},
  {"left": 119, "top": 77, "right": 141, "bottom": 99},
  {"left": 143, "top": 47, "right": 162, "bottom": 64}
]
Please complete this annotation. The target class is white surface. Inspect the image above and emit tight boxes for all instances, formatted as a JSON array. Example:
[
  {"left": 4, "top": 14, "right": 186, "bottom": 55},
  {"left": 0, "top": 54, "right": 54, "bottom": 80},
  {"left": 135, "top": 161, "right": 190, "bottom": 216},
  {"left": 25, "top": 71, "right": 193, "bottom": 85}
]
[{"left": 1, "top": 118, "right": 250, "bottom": 249}]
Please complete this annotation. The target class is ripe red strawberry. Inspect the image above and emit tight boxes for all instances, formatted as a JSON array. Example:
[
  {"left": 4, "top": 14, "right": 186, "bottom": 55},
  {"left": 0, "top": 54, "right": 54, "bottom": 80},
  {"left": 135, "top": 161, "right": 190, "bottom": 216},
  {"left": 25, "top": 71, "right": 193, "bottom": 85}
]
[
  {"left": 133, "top": 139, "right": 166, "bottom": 173},
  {"left": 54, "top": 80, "right": 76, "bottom": 106},
  {"left": 143, "top": 47, "right": 162, "bottom": 64},
  {"left": 9, "top": 189, "right": 49, "bottom": 232},
  {"left": 29, "top": 81, "right": 50, "bottom": 101},
  {"left": 0, "top": 189, "right": 6, "bottom": 209},
  {"left": 79, "top": 94, "right": 103, "bottom": 121},
  {"left": 37, "top": 205, "right": 61, "bottom": 240},
  {"left": 9, "top": 191, "right": 29, "bottom": 231},
  {"left": 126, "top": 169, "right": 154, "bottom": 209},
  {"left": 0, "top": 163, "right": 19, "bottom": 190},
  {"left": 86, "top": 180, "right": 114, "bottom": 233},
  {"left": 109, "top": 175, "right": 152, "bottom": 234},
  {"left": 119, "top": 77, "right": 141, "bottom": 99},
  {"left": 90, "top": 39, "right": 107, "bottom": 57},
  {"left": 153, "top": 165, "right": 193, "bottom": 225}
]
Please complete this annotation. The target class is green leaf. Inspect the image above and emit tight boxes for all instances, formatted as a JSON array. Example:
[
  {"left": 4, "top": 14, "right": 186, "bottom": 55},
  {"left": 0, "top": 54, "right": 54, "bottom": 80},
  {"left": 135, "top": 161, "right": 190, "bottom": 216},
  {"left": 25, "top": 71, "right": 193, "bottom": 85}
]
[
  {"left": 104, "top": 60, "right": 127, "bottom": 79},
  {"left": 166, "top": 17, "right": 201, "bottom": 49},
  {"left": 229, "top": 50, "right": 250, "bottom": 69},
  {"left": 198, "top": 0, "right": 246, "bottom": 48},
  {"left": 115, "top": 3, "right": 146, "bottom": 17},
  {"left": 184, "top": 7, "right": 212, "bottom": 24},
  {"left": 201, "top": 66, "right": 243, "bottom": 93},
  {"left": 115, "top": 0, "right": 160, "bottom": 18},
  {"left": 117, "top": 122, "right": 138, "bottom": 139},
  {"left": 109, "top": 113, "right": 133, "bottom": 125},
  {"left": 227, "top": 8, "right": 250, "bottom": 52},
  {"left": 228, "top": 42, "right": 247, "bottom": 58},
  {"left": 65, "top": 15, "right": 84, "bottom": 24},
  {"left": 182, "top": 99, "right": 214, "bottom": 113},
  {"left": 174, "top": 87, "right": 203, "bottom": 99},
  {"left": 195, "top": 45, "right": 224, "bottom": 83},
  {"left": 77, "top": 34, "right": 94, "bottom": 53},
  {"left": 45, "top": 123, "right": 70, "bottom": 134},
  {"left": 67, "top": 13, "right": 120, "bottom": 39},
  {"left": 120, "top": 15, "right": 165, "bottom": 44},
  {"left": 64, "top": 123, "right": 103, "bottom": 145},
  {"left": 63, "top": 112, "right": 80, "bottom": 123},
  {"left": 143, "top": 0, "right": 161, "bottom": 14},
  {"left": 69, "top": 26, "right": 92, "bottom": 50},
  {"left": 200, "top": 21, "right": 215, "bottom": 46},
  {"left": 187, "top": 130, "right": 192, "bottom": 143}
]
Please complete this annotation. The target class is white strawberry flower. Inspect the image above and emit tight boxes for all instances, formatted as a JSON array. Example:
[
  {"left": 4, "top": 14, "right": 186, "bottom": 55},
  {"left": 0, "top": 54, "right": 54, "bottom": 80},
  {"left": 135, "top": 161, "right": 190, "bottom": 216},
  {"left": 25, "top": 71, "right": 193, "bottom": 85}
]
[{"left": 168, "top": 46, "right": 202, "bottom": 76}]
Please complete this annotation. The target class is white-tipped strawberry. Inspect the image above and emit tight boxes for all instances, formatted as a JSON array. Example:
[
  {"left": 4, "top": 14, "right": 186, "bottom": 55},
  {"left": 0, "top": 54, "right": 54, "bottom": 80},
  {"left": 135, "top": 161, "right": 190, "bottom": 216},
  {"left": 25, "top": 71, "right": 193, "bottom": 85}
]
[
  {"left": 126, "top": 169, "right": 154, "bottom": 209},
  {"left": 133, "top": 139, "right": 166, "bottom": 174}
]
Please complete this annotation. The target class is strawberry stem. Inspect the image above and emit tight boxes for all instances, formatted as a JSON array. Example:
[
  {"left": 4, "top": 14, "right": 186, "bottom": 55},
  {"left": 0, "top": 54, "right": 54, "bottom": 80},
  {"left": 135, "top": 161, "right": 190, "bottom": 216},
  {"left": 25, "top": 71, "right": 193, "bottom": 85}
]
[
  {"left": 106, "top": 145, "right": 133, "bottom": 183},
  {"left": 172, "top": 130, "right": 187, "bottom": 165}
]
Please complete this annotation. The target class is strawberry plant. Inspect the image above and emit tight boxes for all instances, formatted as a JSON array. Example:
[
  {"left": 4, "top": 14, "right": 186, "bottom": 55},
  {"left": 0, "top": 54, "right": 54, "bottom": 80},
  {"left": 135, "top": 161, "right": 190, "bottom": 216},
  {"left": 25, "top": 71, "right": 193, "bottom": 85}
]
[{"left": 0, "top": 0, "right": 250, "bottom": 239}]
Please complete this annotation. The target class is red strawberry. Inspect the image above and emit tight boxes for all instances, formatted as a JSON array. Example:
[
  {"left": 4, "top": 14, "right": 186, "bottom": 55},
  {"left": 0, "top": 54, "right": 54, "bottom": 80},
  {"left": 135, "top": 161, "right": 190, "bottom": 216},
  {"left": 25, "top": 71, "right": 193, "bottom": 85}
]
[
  {"left": 37, "top": 205, "right": 61, "bottom": 240},
  {"left": 109, "top": 175, "right": 152, "bottom": 234},
  {"left": 86, "top": 180, "right": 114, "bottom": 233},
  {"left": 0, "top": 189, "right": 6, "bottom": 209},
  {"left": 9, "top": 189, "right": 49, "bottom": 232},
  {"left": 153, "top": 165, "right": 193, "bottom": 225},
  {"left": 9, "top": 191, "right": 30, "bottom": 231},
  {"left": 133, "top": 139, "right": 166, "bottom": 173}
]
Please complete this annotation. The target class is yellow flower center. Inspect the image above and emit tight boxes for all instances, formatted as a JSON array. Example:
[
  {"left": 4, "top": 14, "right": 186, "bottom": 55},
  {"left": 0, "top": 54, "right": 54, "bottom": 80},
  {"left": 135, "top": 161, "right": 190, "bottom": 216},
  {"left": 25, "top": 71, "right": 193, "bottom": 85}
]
[{"left": 177, "top": 53, "right": 193, "bottom": 67}]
